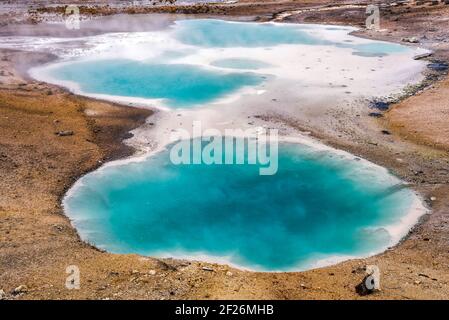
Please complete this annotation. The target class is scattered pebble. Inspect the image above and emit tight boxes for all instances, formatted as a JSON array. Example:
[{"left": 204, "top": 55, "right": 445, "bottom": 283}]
[
  {"left": 402, "top": 37, "right": 419, "bottom": 43},
  {"left": 55, "top": 130, "right": 74, "bottom": 137},
  {"left": 413, "top": 52, "right": 432, "bottom": 60},
  {"left": 370, "top": 101, "right": 390, "bottom": 111},
  {"left": 226, "top": 271, "right": 233, "bottom": 277},
  {"left": 368, "top": 112, "right": 383, "bottom": 118},
  {"left": 202, "top": 266, "right": 214, "bottom": 272},
  {"left": 149, "top": 270, "right": 156, "bottom": 276},
  {"left": 427, "top": 62, "right": 449, "bottom": 72},
  {"left": 52, "top": 224, "right": 63, "bottom": 231},
  {"left": 12, "top": 285, "right": 28, "bottom": 295}
]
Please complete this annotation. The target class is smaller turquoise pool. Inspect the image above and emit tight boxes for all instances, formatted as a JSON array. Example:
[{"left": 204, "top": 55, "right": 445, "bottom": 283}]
[
  {"left": 47, "top": 60, "right": 265, "bottom": 108},
  {"left": 173, "top": 19, "right": 329, "bottom": 47},
  {"left": 174, "top": 19, "right": 410, "bottom": 56}
]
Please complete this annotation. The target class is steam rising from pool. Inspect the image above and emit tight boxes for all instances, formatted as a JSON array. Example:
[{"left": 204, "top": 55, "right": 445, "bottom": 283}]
[{"left": 28, "top": 19, "right": 426, "bottom": 109}]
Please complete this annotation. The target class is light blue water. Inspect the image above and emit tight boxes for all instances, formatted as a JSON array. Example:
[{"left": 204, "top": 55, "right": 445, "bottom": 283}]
[
  {"left": 65, "top": 141, "right": 413, "bottom": 271},
  {"left": 174, "top": 19, "right": 409, "bottom": 55},
  {"left": 48, "top": 60, "right": 264, "bottom": 107},
  {"left": 45, "top": 19, "right": 412, "bottom": 108},
  {"left": 173, "top": 19, "right": 330, "bottom": 47}
]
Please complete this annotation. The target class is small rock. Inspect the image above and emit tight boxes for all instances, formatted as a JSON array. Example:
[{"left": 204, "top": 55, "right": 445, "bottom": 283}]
[
  {"left": 369, "top": 112, "right": 383, "bottom": 118},
  {"left": 149, "top": 270, "right": 156, "bottom": 276},
  {"left": 430, "top": 196, "right": 437, "bottom": 201},
  {"left": 402, "top": 37, "right": 419, "bottom": 43},
  {"left": 370, "top": 101, "right": 390, "bottom": 111},
  {"left": 52, "top": 224, "right": 63, "bottom": 231},
  {"left": 202, "top": 266, "right": 214, "bottom": 272},
  {"left": 427, "top": 62, "right": 449, "bottom": 72},
  {"left": 381, "top": 130, "right": 391, "bottom": 135},
  {"left": 226, "top": 271, "right": 233, "bottom": 277},
  {"left": 55, "top": 130, "right": 74, "bottom": 137},
  {"left": 413, "top": 52, "right": 432, "bottom": 60},
  {"left": 12, "top": 285, "right": 27, "bottom": 295},
  {"left": 414, "top": 280, "right": 421, "bottom": 285}
]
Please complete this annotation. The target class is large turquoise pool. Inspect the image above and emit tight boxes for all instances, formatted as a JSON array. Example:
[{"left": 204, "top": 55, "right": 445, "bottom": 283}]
[{"left": 64, "top": 141, "right": 417, "bottom": 271}]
